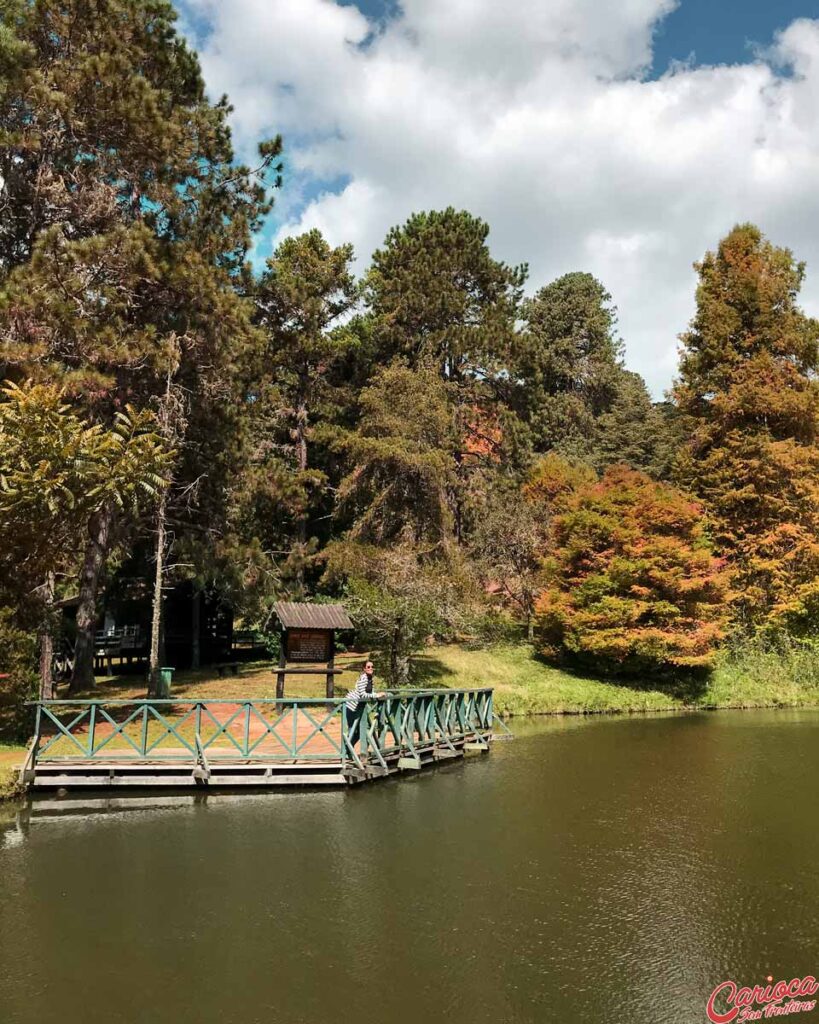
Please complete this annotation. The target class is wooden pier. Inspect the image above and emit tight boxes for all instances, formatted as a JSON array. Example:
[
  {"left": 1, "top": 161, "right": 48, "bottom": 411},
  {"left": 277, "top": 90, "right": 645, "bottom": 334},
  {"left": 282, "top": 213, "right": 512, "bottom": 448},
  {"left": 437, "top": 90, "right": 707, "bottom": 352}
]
[{"left": 20, "top": 689, "right": 497, "bottom": 791}]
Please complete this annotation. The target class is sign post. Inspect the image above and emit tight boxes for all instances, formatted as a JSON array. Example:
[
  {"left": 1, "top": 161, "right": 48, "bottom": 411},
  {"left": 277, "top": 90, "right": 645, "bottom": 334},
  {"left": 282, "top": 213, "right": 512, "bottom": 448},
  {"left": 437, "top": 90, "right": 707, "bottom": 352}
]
[{"left": 272, "top": 603, "right": 354, "bottom": 698}]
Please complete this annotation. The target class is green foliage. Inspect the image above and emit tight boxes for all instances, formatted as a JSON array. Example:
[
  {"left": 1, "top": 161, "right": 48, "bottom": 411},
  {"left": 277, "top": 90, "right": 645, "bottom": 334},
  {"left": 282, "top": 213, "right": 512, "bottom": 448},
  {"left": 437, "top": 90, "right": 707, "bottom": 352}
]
[
  {"left": 0, "top": 0, "right": 278, "bottom": 275},
  {"left": 0, "top": 379, "right": 170, "bottom": 603},
  {"left": 336, "top": 362, "right": 458, "bottom": 550},
  {"left": 459, "top": 609, "right": 522, "bottom": 649},
  {"left": 512, "top": 272, "right": 622, "bottom": 458},
  {"left": 365, "top": 209, "right": 529, "bottom": 541},
  {"left": 675, "top": 224, "right": 819, "bottom": 633},
  {"left": 536, "top": 464, "right": 728, "bottom": 674},
  {"left": 328, "top": 542, "right": 447, "bottom": 685},
  {"left": 0, "top": 607, "right": 36, "bottom": 741},
  {"left": 7, "top": 4, "right": 816, "bottom": 694},
  {"left": 243, "top": 230, "right": 360, "bottom": 592},
  {"left": 0, "top": 0, "right": 280, "bottom": 691},
  {"left": 468, "top": 475, "right": 544, "bottom": 637},
  {"left": 592, "top": 370, "right": 679, "bottom": 477},
  {"left": 367, "top": 207, "right": 525, "bottom": 383}
]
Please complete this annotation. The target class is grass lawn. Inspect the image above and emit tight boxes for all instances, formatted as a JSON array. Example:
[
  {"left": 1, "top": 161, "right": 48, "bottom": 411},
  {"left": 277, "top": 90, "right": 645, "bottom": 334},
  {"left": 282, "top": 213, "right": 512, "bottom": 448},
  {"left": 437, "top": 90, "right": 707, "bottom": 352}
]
[
  {"left": 416, "top": 643, "right": 819, "bottom": 716},
  {"left": 32, "top": 645, "right": 699, "bottom": 720},
  {"left": 54, "top": 650, "right": 367, "bottom": 704},
  {"left": 416, "top": 644, "right": 689, "bottom": 715}
]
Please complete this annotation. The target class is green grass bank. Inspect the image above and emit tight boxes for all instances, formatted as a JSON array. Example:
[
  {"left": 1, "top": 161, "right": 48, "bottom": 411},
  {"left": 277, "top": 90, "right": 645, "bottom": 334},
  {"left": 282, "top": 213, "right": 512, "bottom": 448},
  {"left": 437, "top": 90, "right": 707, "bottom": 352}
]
[{"left": 415, "top": 642, "right": 819, "bottom": 716}]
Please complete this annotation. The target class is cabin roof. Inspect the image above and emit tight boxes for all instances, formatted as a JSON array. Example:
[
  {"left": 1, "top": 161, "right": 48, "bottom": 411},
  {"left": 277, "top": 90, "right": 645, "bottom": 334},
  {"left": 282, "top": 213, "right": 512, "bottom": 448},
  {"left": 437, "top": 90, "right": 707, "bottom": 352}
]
[{"left": 273, "top": 602, "right": 354, "bottom": 631}]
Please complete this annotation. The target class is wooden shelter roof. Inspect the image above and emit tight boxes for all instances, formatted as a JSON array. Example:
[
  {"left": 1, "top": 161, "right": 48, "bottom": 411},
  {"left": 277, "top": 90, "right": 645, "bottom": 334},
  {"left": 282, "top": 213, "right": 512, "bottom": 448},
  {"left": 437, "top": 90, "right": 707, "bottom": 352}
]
[{"left": 273, "top": 602, "right": 354, "bottom": 631}]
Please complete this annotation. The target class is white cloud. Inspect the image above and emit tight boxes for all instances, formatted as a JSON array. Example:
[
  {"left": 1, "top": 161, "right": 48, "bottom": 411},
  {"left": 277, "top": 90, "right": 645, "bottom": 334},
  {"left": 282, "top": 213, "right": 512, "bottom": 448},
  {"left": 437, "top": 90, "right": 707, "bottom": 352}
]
[{"left": 181, "top": 1, "right": 819, "bottom": 395}]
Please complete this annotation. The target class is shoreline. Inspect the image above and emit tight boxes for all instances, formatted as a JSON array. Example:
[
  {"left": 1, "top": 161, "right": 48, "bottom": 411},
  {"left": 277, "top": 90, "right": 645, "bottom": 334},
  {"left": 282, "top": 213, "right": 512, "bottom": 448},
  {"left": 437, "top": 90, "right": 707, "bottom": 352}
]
[
  {"left": 3, "top": 639, "right": 817, "bottom": 805},
  {"left": 499, "top": 700, "right": 819, "bottom": 718},
  {"left": 3, "top": 698, "right": 819, "bottom": 808}
]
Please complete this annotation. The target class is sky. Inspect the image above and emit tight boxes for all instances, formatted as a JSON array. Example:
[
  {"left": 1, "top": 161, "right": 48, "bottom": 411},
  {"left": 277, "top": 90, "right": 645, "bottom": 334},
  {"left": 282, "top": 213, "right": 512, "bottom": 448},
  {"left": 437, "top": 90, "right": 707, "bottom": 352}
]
[{"left": 177, "top": 0, "right": 819, "bottom": 396}]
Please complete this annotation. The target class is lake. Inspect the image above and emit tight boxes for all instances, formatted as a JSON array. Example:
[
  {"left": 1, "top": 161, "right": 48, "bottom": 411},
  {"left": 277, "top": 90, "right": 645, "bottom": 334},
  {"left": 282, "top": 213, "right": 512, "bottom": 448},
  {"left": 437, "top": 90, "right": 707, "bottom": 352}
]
[{"left": 2, "top": 710, "right": 818, "bottom": 1024}]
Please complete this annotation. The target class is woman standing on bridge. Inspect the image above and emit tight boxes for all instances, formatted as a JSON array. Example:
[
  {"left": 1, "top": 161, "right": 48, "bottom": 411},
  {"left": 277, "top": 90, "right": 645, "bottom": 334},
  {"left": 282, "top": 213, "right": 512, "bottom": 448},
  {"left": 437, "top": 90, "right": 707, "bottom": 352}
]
[{"left": 344, "top": 661, "right": 386, "bottom": 750}]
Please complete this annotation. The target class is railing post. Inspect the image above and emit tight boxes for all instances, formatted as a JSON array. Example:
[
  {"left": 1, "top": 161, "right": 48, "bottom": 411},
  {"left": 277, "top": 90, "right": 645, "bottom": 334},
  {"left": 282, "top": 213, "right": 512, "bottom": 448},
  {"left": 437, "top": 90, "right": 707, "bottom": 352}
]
[
  {"left": 34, "top": 703, "right": 41, "bottom": 762},
  {"left": 386, "top": 695, "right": 400, "bottom": 749},
  {"left": 408, "top": 695, "right": 417, "bottom": 751},
  {"left": 360, "top": 704, "right": 369, "bottom": 762},
  {"left": 340, "top": 700, "right": 347, "bottom": 765},
  {"left": 87, "top": 703, "right": 96, "bottom": 757}
]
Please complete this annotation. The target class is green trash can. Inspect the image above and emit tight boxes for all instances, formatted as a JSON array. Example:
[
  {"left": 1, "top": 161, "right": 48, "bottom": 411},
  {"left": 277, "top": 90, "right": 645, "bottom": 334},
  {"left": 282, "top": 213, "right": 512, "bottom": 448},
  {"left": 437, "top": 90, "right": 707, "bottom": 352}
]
[{"left": 157, "top": 667, "right": 175, "bottom": 698}]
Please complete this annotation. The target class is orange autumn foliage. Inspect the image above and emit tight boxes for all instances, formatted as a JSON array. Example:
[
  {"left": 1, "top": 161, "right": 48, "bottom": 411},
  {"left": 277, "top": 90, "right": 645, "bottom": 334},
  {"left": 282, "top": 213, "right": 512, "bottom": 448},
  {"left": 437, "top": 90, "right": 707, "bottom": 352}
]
[
  {"left": 535, "top": 465, "right": 728, "bottom": 673},
  {"left": 674, "top": 224, "right": 819, "bottom": 634},
  {"left": 462, "top": 404, "right": 503, "bottom": 462}
]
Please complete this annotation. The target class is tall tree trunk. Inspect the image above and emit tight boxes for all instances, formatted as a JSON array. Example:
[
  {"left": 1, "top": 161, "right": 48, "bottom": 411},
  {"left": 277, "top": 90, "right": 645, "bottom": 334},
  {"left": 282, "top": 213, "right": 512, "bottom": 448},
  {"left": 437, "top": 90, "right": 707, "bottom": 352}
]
[
  {"left": 451, "top": 419, "right": 465, "bottom": 545},
  {"left": 38, "top": 571, "right": 55, "bottom": 701},
  {"left": 70, "top": 501, "right": 115, "bottom": 695},
  {"left": 525, "top": 593, "right": 535, "bottom": 642},
  {"left": 390, "top": 616, "right": 403, "bottom": 685},
  {"left": 295, "top": 388, "right": 309, "bottom": 590},
  {"left": 148, "top": 488, "right": 168, "bottom": 696}
]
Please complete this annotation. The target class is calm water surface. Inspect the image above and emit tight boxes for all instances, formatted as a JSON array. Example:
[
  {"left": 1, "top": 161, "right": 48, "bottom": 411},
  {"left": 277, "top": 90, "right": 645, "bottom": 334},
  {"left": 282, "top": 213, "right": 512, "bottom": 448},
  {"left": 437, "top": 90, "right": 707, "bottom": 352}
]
[{"left": 2, "top": 710, "right": 818, "bottom": 1024}]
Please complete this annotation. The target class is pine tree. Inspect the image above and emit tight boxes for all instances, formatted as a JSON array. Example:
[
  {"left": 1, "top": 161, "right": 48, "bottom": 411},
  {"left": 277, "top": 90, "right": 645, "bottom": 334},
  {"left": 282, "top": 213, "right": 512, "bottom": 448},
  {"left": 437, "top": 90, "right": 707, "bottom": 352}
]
[
  {"left": 334, "top": 363, "right": 457, "bottom": 552},
  {"left": 592, "top": 369, "right": 678, "bottom": 476},
  {"left": 674, "top": 224, "right": 819, "bottom": 633},
  {"left": 251, "top": 230, "right": 359, "bottom": 591},
  {"left": 366, "top": 208, "right": 525, "bottom": 383},
  {"left": 0, "top": 0, "right": 279, "bottom": 274},
  {"left": 366, "top": 209, "right": 526, "bottom": 540},
  {"left": 512, "top": 272, "right": 623, "bottom": 459}
]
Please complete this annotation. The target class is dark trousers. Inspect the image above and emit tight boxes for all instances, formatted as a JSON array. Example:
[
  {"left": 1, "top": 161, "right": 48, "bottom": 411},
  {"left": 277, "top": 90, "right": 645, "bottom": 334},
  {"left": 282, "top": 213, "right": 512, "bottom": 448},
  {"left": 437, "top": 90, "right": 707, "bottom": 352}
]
[{"left": 343, "top": 704, "right": 366, "bottom": 752}]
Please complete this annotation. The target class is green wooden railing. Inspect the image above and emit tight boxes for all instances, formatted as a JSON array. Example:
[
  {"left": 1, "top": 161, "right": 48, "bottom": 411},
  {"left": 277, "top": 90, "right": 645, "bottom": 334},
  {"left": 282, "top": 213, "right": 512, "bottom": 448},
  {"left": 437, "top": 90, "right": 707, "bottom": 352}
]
[{"left": 29, "top": 689, "right": 494, "bottom": 770}]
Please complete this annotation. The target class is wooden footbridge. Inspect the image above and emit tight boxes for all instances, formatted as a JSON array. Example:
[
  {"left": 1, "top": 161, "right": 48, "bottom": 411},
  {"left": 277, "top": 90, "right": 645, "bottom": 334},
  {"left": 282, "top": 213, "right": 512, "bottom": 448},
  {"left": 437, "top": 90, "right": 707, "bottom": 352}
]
[{"left": 20, "top": 688, "right": 503, "bottom": 791}]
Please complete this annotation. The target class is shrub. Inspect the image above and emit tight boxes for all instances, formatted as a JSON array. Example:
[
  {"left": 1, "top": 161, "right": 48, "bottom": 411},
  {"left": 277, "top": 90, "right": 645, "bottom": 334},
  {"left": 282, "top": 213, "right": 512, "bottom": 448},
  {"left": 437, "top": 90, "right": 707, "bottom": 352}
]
[{"left": 0, "top": 609, "right": 38, "bottom": 741}]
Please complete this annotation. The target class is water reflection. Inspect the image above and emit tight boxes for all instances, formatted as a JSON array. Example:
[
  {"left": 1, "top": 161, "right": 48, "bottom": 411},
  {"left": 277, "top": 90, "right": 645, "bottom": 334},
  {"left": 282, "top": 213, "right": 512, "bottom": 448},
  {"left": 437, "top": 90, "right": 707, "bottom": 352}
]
[{"left": 2, "top": 710, "right": 819, "bottom": 1024}]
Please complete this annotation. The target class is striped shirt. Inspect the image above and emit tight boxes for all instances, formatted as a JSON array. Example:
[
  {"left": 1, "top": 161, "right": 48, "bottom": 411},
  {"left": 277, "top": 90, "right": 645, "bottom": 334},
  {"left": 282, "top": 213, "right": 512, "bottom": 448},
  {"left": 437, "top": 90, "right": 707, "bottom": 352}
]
[{"left": 345, "top": 672, "right": 377, "bottom": 712}]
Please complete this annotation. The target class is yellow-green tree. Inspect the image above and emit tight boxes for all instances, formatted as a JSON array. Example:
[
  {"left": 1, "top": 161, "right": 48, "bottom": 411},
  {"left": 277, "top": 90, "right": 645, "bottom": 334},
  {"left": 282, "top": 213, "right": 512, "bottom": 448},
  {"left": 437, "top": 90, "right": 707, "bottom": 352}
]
[{"left": 0, "top": 380, "right": 170, "bottom": 695}]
